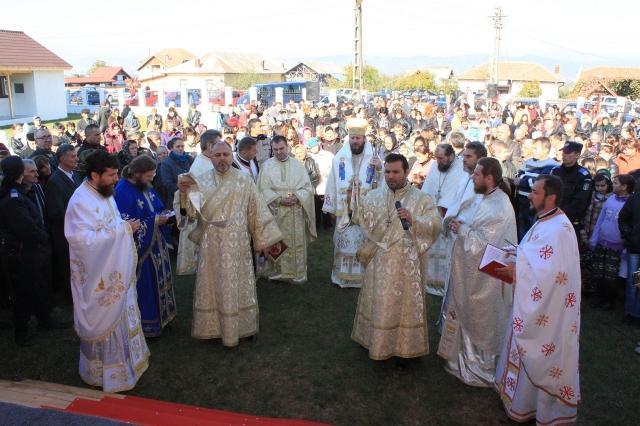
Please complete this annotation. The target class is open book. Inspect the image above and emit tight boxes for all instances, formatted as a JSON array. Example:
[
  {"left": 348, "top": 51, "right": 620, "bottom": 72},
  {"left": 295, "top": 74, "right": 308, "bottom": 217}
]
[{"left": 478, "top": 244, "right": 515, "bottom": 284}]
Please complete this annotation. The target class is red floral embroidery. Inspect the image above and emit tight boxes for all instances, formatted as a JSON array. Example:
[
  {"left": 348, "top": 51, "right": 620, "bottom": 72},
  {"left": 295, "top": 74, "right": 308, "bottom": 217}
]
[
  {"left": 549, "top": 367, "right": 563, "bottom": 379},
  {"left": 570, "top": 322, "right": 578, "bottom": 334},
  {"left": 531, "top": 287, "right": 543, "bottom": 302},
  {"left": 541, "top": 343, "right": 556, "bottom": 357},
  {"left": 565, "top": 292, "right": 577, "bottom": 308},
  {"left": 535, "top": 314, "right": 549, "bottom": 327},
  {"left": 516, "top": 344, "right": 527, "bottom": 359},
  {"left": 555, "top": 272, "right": 568, "bottom": 285},
  {"left": 512, "top": 317, "right": 524, "bottom": 333},
  {"left": 559, "top": 385, "right": 575, "bottom": 401},
  {"left": 539, "top": 244, "right": 554, "bottom": 260},
  {"left": 506, "top": 377, "right": 516, "bottom": 391}
]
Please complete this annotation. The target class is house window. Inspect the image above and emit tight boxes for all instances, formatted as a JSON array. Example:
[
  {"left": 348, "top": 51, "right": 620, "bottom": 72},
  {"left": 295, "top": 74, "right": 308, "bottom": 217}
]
[
  {"left": 14, "top": 83, "right": 25, "bottom": 94},
  {"left": 0, "top": 76, "right": 8, "bottom": 98}
]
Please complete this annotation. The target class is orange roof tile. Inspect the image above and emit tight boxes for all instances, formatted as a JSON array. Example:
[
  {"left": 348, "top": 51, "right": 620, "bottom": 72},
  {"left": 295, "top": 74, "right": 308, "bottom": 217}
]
[{"left": 0, "top": 29, "right": 71, "bottom": 69}]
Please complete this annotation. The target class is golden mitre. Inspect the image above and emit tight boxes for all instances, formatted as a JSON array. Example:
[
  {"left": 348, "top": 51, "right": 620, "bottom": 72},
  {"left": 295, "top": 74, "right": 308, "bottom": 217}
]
[{"left": 346, "top": 117, "right": 368, "bottom": 136}]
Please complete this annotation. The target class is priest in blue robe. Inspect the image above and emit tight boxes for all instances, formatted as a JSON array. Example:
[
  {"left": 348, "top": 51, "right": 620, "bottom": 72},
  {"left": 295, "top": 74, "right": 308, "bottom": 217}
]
[{"left": 114, "top": 155, "right": 177, "bottom": 337}]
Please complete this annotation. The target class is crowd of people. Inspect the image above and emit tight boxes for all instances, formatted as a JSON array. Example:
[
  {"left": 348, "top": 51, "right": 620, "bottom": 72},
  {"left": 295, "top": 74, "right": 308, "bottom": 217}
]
[{"left": 1, "top": 91, "right": 640, "bottom": 425}]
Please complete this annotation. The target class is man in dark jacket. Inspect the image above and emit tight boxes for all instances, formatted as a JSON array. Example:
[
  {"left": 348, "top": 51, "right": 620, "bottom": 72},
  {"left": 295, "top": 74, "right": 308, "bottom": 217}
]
[
  {"left": 0, "top": 156, "right": 65, "bottom": 346},
  {"left": 618, "top": 189, "right": 640, "bottom": 323},
  {"left": 45, "top": 144, "right": 80, "bottom": 301},
  {"left": 30, "top": 127, "right": 58, "bottom": 171},
  {"left": 96, "top": 100, "right": 111, "bottom": 133},
  {"left": 76, "top": 108, "right": 97, "bottom": 133},
  {"left": 551, "top": 141, "right": 593, "bottom": 234}
]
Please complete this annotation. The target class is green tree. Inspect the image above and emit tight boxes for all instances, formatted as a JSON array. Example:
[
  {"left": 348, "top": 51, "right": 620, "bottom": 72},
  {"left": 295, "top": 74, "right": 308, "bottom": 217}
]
[
  {"left": 87, "top": 60, "right": 108, "bottom": 74},
  {"left": 518, "top": 81, "right": 542, "bottom": 97},
  {"left": 229, "top": 72, "right": 262, "bottom": 90},
  {"left": 342, "top": 64, "right": 388, "bottom": 91},
  {"left": 326, "top": 76, "right": 348, "bottom": 89},
  {"left": 609, "top": 79, "right": 640, "bottom": 100},
  {"left": 391, "top": 70, "right": 436, "bottom": 91},
  {"left": 559, "top": 82, "right": 575, "bottom": 99},
  {"left": 439, "top": 78, "right": 459, "bottom": 95}
]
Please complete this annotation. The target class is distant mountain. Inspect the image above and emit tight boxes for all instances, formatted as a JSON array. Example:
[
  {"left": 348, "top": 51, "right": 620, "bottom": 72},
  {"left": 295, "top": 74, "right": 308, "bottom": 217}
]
[{"left": 293, "top": 53, "right": 640, "bottom": 82}]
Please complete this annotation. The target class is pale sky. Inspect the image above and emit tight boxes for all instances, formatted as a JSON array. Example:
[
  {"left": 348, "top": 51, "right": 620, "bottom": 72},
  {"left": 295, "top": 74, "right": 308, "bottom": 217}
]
[{"left": 7, "top": 0, "right": 638, "bottom": 74}]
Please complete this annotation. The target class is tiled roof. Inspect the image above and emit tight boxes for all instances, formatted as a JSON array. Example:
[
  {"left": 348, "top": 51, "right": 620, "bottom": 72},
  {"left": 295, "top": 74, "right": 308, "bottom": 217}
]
[
  {"left": 577, "top": 67, "right": 640, "bottom": 82},
  {"left": 0, "top": 29, "right": 71, "bottom": 69},
  {"left": 458, "top": 61, "right": 559, "bottom": 83},
  {"left": 167, "top": 52, "right": 286, "bottom": 74},
  {"left": 65, "top": 66, "right": 130, "bottom": 85},
  {"left": 137, "top": 48, "right": 196, "bottom": 71}
]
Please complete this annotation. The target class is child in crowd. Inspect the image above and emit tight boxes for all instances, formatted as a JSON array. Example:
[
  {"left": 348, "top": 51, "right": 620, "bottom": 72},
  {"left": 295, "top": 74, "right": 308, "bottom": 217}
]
[{"left": 589, "top": 174, "right": 635, "bottom": 309}]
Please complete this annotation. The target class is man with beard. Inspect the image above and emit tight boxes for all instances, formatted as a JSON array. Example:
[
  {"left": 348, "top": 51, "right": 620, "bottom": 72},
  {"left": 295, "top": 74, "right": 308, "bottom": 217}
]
[
  {"left": 438, "top": 157, "right": 517, "bottom": 387},
  {"left": 64, "top": 150, "right": 150, "bottom": 392},
  {"left": 323, "top": 118, "right": 382, "bottom": 288},
  {"left": 420, "top": 143, "right": 467, "bottom": 296},
  {"left": 178, "top": 141, "right": 283, "bottom": 347},
  {"left": 494, "top": 175, "right": 581, "bottom": 425},
  {"left": 114, "top": 155, "right": 176, "bottom": 337},
  {"left": 351, "top": 154, "right": 441, "bottom": 361},
  {"left": 258, "top": 136, "right": 316, "bottom": 283}
]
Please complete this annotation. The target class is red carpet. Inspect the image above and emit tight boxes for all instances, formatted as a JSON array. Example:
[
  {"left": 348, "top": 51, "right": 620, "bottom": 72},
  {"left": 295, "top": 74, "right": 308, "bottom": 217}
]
[{"left": 58, "top": 395, "right": 327, "bottom": 425}]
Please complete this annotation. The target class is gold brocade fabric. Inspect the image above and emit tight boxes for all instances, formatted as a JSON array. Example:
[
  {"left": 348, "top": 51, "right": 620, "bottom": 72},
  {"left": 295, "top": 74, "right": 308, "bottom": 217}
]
[
  {"left": 257, "top": 157, "right": 317, "bottom": 282},
  {"left": 437, "top": 189, "right": 517, "bottom": 387},
  {"left": 351, "top": 183, "right": 441, "bottom": 360},
  {"left": 188, "top": 168, "right": 283, "bottom": 346}
]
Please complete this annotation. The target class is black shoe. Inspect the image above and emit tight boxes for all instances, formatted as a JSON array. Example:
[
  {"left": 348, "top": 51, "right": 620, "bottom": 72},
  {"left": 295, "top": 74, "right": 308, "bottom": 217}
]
[
  {"left": 243, "top": 334, "right": 258, "bottom": 343},
  {"left": 38, "top": 318, "right": 71, "bottom": 330}
]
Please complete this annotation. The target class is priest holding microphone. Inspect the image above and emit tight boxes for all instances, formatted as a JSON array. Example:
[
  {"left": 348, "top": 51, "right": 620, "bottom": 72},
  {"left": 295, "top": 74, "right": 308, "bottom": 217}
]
[{"left": 351, "top": 153, "right": 441, "bottom": 362}]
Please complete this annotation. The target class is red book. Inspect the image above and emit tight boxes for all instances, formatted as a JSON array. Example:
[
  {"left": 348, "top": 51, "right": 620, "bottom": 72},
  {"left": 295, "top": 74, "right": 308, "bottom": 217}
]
[{"left": 478, "top": 243, "right": 515, "bottom": 284}]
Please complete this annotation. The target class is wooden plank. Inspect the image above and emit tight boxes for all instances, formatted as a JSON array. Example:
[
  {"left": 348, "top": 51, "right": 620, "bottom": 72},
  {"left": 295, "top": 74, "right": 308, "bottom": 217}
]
[
  {"left": 22, "top": 380, "right": 124, "bottom": 400},
  {"left": 0, "top": 388, "right": 70, "bottom": 409}
]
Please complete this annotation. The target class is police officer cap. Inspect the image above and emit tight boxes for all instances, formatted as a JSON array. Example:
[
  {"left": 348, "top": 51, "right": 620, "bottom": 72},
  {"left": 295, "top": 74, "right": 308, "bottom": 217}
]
[
  {"left": 0, "top": 155, "right": 25, "bottom": 185},
  {"left": 560, "top": 141, "right": 583, "bottom": 153}
]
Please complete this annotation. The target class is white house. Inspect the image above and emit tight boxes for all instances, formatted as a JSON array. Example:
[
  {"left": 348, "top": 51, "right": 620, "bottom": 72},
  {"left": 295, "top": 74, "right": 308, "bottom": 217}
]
[
  {"left": 0, "top": 29, "right": 72, "bottom": 126},
  {"left": 457, "top": 61, "right": 562, "bottom": 99}
]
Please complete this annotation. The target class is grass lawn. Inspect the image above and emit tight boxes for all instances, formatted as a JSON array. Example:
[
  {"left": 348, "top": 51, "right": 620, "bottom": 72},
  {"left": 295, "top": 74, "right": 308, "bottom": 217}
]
[{"left": 1, "top": 228, "right": 639, "bottom": 425}]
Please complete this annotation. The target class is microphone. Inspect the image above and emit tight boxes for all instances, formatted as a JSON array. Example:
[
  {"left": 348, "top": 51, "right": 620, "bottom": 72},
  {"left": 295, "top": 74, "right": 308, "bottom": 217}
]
[{"left": 395, "top": 201, "right": 410, "bottom": 230}]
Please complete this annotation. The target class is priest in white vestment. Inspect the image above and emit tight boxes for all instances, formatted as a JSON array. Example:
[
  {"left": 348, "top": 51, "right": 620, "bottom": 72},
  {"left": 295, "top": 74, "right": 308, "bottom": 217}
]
[
  {"left": 257, "top": 136, "right": 316, "bottom": 283},
  {"left": 65, "top": 150, "right": 149, "bottom": 392},
  {"left": 352, "top": 154, "right": 441, "bottom": 360},
  {"left": 438, "top": 142, "right": 488, "bottom": 325},
  {"left": 179, "top": 142, "right": 283, "bottom": 347},
  {"left": 420, "top": 143, "right": 468, "bottom": 295},
  {"left": 494, "top": 175, "right": 581, "bottom": 425},
  {"left": 438, "top": 158, "right": 516, "bottom": 387},
  {"left": 174, "top": 130, "right": 218, "bottom": 276},
  {"left": 323, "top": 118, "right": 382, "bottom": 288}
]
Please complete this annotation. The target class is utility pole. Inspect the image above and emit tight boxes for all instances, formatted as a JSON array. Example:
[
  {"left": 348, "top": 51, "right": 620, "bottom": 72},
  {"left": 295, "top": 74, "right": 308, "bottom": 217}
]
[
  {"left": 352, "top": 0, "right": 363, "bottom": 92},
  {"left": 489, "top": 7, "right": 504, "bottom": 87}
]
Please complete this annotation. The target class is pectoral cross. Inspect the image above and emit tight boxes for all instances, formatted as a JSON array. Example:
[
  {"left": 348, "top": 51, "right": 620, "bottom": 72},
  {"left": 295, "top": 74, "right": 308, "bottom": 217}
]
[{"left": 436, "top": 189, "right": 442, "bottom": 203}]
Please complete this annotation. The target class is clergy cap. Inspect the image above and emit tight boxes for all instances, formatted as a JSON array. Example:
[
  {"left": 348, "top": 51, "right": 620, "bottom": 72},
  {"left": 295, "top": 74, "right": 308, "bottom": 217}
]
[{"left": 346, "top": 118, "right": 368, "bottom": 136}]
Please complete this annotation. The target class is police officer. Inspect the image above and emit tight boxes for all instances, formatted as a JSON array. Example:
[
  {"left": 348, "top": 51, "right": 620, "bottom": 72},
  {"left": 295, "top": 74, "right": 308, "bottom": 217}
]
[
  {"left": 551, "top": 141, "right": 593, "bottom": 234},
  {"left": 0, "top": 156, "right": 64, "bottom": 346}
]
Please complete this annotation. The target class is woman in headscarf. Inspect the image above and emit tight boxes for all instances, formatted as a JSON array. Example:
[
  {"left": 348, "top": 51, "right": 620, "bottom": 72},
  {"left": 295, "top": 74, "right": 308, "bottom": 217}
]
[
  {"left": 104, "top": 122, "right": 125, "bottom": 153},
  {"left": 117, "top": 139, "right": 139, "bottom": 176}
]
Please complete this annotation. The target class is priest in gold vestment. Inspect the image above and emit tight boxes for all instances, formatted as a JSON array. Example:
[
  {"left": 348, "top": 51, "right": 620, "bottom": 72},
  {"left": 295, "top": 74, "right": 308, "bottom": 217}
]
[
  {"left": 351, "top": 153, "right": 441, "bottom": 360},
  {"left": 438, "top": 158, "right": 517, "bottom": 386},
  {"left": 178, "top": 142, "right": 283, "bottom": 347},
  {"left": 257, "top": 135, "right": 316, "bottom": 283}
]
